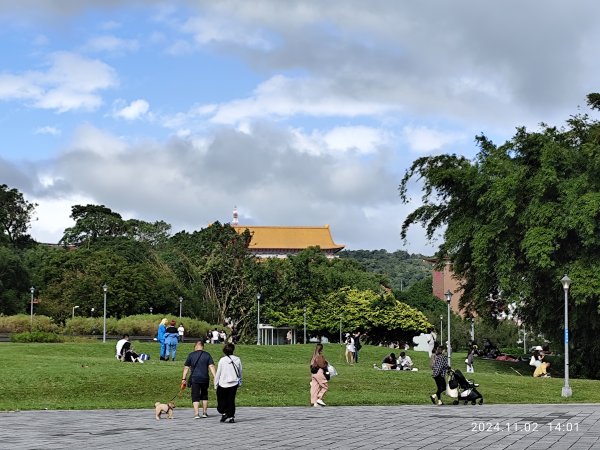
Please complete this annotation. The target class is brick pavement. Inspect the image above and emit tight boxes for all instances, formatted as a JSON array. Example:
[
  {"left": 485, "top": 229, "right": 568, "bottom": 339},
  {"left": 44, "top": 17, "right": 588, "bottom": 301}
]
[{"left": 1, "top": 404, "right": 599, "bottom": 449}]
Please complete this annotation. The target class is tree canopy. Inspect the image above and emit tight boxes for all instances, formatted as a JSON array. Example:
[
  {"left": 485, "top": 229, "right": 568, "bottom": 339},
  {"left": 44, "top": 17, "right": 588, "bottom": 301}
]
[{"left": 399, "top": 93, "right": 600, "bottom": 377}]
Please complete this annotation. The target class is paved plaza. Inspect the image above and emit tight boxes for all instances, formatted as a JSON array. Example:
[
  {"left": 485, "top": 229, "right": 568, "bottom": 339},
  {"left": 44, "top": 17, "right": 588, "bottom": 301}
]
[{"left": 1, "top": 403, "right": 599, "bottom": 449}]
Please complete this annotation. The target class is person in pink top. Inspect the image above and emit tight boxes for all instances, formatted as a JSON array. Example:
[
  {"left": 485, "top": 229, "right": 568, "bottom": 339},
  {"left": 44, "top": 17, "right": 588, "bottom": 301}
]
[{"left": 309, "top": 343, "right": 329, "bottom": 407}]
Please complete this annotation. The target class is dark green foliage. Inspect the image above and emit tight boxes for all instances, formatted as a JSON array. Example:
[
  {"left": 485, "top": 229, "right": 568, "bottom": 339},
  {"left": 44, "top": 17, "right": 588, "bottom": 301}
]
[
  {"left": 11, "top": 331, "right": 65, "bottom": 343},
  {"left": 339, "top": 249, "right": 431, "bottom": 291},
  {"left": 0, "top": 184, "right": 36, "bottom": 249},
  {"left": 399, "top": 94, "right": 600, "bottom": 378}
]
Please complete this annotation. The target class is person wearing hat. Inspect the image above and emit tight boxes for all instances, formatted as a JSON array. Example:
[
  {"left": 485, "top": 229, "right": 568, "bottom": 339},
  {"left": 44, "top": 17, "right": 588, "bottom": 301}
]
[{"left": 164, "top": 320, "right": 180, "bottom": 361}]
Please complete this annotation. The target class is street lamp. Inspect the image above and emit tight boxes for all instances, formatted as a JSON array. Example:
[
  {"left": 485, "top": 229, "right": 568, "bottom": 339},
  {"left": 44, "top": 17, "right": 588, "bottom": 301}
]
[
  {"left": 445, "top": 289, "right": 453, "bottom": 367},
  {"left": 303, "top": 305, "right": 307, "bottom": 344},
  {"left": 72, "top": 305, "right": 80, "bottom": 319},
  {"left": 439, "top": 315, "right": 443, "bottom": 344},
  {"left": 560, "top": 274, "right": 572, "bottom": 398},
  {"left": 179, "top": 296, "right": 183, "bottom": 319},
  {"left": 256, "top": 293, "right": 261, "bottom": 345},
  {"left": 91, "top": 307, "right": 95, "bottom": 317},
  {"left": 149, "top": 306, "right": 153, "bottom": 314},
  {"left": 29, "top": 286, "right": 35, "bottom": 329},
  {"left": 102, "top": 283, "right": 108, "bottom": 344}
]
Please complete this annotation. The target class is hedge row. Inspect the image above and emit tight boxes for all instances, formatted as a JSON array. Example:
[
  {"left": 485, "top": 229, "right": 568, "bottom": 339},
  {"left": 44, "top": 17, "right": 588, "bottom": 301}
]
[{"left": 0, "top": 314, "right": 226, "bottom": 339}]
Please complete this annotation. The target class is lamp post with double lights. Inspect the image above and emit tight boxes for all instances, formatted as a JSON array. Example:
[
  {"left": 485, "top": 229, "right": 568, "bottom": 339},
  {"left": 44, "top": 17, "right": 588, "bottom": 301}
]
[
  {"left": 445, "top": 290, "right": 453, "bottom": 367},
  {"left": 72, "top": 305, "right": 80, "bottom": 319},
  {"left": 256, "top": 293, "right": 261, "bottom": 345},
  {"left": 561, "top": 274, "right": 572, "bottom": 398},
  {"left": 102, "top": 284, "right": 108, "bottom": 343},
  {"left": 29, "top": 286, "right": 35, "bottom": 329}
]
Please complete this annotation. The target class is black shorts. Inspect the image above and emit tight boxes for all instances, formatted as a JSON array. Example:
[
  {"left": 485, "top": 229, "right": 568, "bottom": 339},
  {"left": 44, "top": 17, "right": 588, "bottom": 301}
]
[{"left": 191, "top": 382, "right": 209, "bottom": 402}]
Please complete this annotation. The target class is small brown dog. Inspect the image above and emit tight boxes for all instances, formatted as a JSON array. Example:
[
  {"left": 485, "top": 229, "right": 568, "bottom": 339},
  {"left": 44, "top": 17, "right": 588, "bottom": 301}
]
[{"left": 154, "top": 401, "right": 175, "bottom": 420}]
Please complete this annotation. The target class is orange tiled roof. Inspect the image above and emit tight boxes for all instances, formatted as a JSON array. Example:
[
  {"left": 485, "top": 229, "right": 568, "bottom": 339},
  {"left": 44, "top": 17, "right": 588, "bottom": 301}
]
[{"left": 232, "top": 225, "right": 344, "bottom": 251}]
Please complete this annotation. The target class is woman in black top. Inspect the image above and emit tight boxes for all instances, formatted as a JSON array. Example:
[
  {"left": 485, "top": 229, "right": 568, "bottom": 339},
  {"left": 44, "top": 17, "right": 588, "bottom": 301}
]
[{"left": 430, "top": 346, "right": 449, "bottom": 405}]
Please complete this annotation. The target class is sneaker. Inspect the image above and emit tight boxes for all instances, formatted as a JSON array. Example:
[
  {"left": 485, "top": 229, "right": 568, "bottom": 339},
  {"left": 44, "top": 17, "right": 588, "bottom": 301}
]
[
  {"left": 437, "top": 400, "right": 443, "bottom": 406},
  {"left": 313, "top": 403, "right": 322, "bottom": 407},
  {"left": 202, "top": 413, "right": 208, "bottom": 418},
  {"left": 430, "top": 394, "right": 437, "bottom": 405},
  {"left": 316, "top": 399, "right": 326, "bottom": 406},
  {"left": 220, "top": 414, "right": 227, "bottom": 423},
  {"left": 193, "top": 415, "right": 200, "bottom": 419},
  {"left": 228, "top": 417, "right": 235, "bottom": 423}
]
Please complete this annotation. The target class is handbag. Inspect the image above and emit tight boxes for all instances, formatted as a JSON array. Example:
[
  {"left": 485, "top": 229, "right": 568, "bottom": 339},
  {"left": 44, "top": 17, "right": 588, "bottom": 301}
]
[
  {"left": 327, "top": 364, "right": 337, "bottom": 377},
  {"left": 186, "top": 350, "right": 202, "bottom": 388},
  {"left": 310, "top": 366, "right": 319, "bottom": 374},
  {"left": 323, "top": 367, "right": 330, "bottom": 381}
]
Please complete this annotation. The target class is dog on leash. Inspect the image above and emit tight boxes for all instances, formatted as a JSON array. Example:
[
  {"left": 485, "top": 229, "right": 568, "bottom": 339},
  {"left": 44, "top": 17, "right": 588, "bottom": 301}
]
[{"left": 155, "top": 401, "right": 175, "bottom": 420}]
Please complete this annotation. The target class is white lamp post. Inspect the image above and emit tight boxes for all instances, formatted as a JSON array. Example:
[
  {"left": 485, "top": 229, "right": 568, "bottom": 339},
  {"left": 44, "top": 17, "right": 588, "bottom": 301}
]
[
  {"left": 256, "top": 293, "right": 261, "bottom": 345},
  {"left": 439, "top": 315, "right": 443, "bottom": 343},
  {"left": 72, "top": 305, "right": 80, "bottom": 319},
  {"left": 102, "top": 283, "right": 108, "bottom": 343},
  {"left": 29, "top": 286, "right": 35, "bottom": 329},
  {"left": 303, "top": 305, "right": 307, "bottom": 344},
  {"left": 445, "top": 289, "right": 453, "bottom": 367},
  {"left": 561, "top": 274, "right": 572, "bottom": 398},
  {"left": 179, "top": 296, "right": 183, "bottom": 319}
]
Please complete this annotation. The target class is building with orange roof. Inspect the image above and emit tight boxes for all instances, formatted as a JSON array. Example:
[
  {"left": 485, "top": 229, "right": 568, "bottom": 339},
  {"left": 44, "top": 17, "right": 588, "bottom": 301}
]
[{"left": 231, "top": 207, "right": 344, "bottom": 258}]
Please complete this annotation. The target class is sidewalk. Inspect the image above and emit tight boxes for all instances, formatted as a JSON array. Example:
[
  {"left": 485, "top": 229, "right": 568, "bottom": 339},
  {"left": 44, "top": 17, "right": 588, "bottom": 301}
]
[{"left": 1, "top": 403, "right": 598, "bottom": 449}]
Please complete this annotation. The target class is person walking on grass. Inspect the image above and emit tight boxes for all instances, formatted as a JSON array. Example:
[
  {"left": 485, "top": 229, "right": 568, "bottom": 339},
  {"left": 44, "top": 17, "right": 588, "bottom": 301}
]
[
  {"left": 182, "top": 341, "right": 216, "bottom": 418},
  {"left": 310, "top": 343, "right": 329, "bottom": 407},
  {"left": 344, "top": 333, "right": 355, "bottom": 364},
  {"left": 430, "top": 346, "right": 450, "bottom": 406},
  {"left": 215, "top": 343, "right": 242, "bottom": 423}
]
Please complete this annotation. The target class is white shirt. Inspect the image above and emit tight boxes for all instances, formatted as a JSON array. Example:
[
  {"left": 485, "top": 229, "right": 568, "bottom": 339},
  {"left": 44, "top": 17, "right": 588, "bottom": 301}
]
[
  {"left": 116, "top": 338, "right": 128, "bottom": 358},
  {"left": 345, "top": 337, "right": 355, "bottom": 352},
  {"left": 215, "top": 355, "right": 242, "bottom": 388},
  {"left": 178, "top": 326, "right": 184, "bottom": 336},
  {"left": 399, "top": 355, "right": 413, "bottom": 368},
  {"left": 212, "top": 330, "right": 220, "bottom": 340}
]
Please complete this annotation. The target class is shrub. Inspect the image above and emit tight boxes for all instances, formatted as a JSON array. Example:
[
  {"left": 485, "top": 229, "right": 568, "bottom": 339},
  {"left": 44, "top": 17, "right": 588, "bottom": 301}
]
[
  {"left": 11, "top": 331, "right": 66, "bottom": 343},
  {"left": 0, "top": 314, "right": 59, "bottom": 333}
]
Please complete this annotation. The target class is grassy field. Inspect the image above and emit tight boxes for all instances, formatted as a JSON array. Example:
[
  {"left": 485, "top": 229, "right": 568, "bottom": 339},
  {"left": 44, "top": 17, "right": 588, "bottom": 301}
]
[{"left": 1, "top": 340, "right": 598, "bottom": 410}]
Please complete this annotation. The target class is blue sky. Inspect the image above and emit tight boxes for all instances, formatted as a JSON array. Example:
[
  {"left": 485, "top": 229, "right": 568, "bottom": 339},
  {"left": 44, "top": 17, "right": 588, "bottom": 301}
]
[{"left": 1, "top": 1, "right": 599, "bottom": 254}]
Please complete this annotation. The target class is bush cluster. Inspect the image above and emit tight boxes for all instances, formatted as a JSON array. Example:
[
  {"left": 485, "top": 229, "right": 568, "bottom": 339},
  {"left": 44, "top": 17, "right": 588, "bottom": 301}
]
[
  {"left": 0, "top": 314, "right": 226, "bottom": 339},
  {"left": 11, "top": 331, "right": 66, "bottom": 343}
]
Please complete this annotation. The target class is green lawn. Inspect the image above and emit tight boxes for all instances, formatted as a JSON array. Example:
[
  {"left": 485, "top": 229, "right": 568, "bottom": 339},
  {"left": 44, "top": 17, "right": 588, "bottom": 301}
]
[{"left": 1, "top": 341, "right": 597, "bottom": 410}]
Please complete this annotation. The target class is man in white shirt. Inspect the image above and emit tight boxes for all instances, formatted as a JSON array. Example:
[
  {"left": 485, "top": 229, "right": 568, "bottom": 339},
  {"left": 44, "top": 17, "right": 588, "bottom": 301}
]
[
  {"left": 212, "top": 329, "right": 220, "bottom": 344},
  {"left": 398, "top": 351, "right": 413, "bottom": 370},
  {"left": 116, "top": 334, "right": 129, "bottom": 360},
  {"left": 178, "top": 324, "right": 185, "bottom": 342}
]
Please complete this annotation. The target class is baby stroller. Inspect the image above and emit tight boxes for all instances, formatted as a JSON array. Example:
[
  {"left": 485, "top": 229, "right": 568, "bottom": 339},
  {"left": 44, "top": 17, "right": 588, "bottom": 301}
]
[{"left": 449, "top": 369, "right": 483, "bottom": 405}]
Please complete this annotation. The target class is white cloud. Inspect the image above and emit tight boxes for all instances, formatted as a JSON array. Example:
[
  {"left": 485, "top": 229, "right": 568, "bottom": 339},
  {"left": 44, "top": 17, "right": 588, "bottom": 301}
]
[
  {"left": 323, "top": 126, "right": 389, "bottom": 155},
  {"left": 113, "top": 99, "right": 150, "bottom": 120},
  {"left": 208, "top": 75, "right": 401, "bottom": 125},
  {"left": 182, "top": 15, "right": 272, "bottom": 50},
  {"left": 34, "top": 126, "right": 61, "bottom": 136},
  {"left": 83, "top": 35, "right": 139, "bottom": 54},
  {"left": 0, "top": 51, "right": 117, "bottom": 112},
  {"left": 403, "top": 126, "right": 465, "bottom": 154}
]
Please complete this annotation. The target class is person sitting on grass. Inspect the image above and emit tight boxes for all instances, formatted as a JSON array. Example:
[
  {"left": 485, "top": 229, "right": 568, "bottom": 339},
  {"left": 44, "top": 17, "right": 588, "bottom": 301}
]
[
  {"left": 398, "top": 352, "right": 413, "bottom": 370},
  {"left": 382, "top": 352, "right": 398, "bottom": 370},
  {"left": 121, "top": 341, "right": 143, "bottom": 363}
]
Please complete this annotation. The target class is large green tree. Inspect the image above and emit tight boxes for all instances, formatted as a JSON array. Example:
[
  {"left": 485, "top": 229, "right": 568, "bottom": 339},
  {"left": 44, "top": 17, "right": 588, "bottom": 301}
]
[
  {"left": 0, "top": 184, "right": 36, "bottom": 248},
  {"left": 399, "top": 94, "right": 600, "bottom": 377}
]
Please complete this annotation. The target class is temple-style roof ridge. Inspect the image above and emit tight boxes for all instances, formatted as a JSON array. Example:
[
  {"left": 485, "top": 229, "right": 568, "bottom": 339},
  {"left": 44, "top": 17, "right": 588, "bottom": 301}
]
[{"left": 232, "top": 224, "right": 344, "bottom": 251}]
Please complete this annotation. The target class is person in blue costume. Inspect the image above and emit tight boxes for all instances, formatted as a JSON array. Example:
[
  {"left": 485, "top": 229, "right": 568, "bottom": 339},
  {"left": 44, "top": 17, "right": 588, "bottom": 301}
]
[
  {"left": 164, "top": 320, "right": 179, "bottom": 361},
  {"left": 157, "top": 318, "right": 168, "bottom": 360}
]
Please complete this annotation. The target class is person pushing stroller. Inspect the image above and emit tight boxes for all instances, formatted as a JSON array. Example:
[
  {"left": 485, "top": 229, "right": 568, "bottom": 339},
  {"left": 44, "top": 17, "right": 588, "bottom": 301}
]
[{"left": 430, "top": 346, "right": 450, "bottom": 405}]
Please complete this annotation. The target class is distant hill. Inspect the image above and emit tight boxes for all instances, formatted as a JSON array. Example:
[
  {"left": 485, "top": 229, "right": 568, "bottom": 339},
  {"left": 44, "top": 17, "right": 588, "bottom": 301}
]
[{"left": 339, "top": 249, "right": 432, "bottom": 292}]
